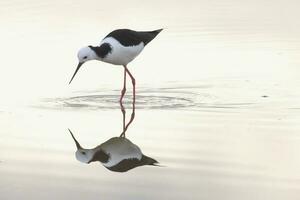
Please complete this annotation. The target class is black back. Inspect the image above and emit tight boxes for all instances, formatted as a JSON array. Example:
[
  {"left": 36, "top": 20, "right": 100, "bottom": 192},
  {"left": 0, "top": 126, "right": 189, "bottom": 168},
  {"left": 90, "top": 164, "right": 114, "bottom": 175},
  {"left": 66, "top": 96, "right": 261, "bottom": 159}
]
[
  {"left": 106, "top": 155, "right": 158, "bottom": 172},
  {"left": 105, "top": 29, "right": 163, "bottom": 47}
]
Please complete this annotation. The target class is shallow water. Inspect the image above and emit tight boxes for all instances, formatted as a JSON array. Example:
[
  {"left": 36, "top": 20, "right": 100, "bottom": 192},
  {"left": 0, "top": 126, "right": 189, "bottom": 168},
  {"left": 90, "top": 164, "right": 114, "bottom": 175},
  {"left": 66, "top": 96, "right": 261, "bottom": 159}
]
[{"left": 1, "top": 0, "right": 300, "bottom": 200}]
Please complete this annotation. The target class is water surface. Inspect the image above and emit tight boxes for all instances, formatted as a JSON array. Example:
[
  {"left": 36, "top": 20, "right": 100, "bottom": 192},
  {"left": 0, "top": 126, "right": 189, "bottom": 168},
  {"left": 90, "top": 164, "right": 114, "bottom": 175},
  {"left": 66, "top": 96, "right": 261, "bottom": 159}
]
[{"left": 1, "top": 0, "right": 300, "bottom": 200}]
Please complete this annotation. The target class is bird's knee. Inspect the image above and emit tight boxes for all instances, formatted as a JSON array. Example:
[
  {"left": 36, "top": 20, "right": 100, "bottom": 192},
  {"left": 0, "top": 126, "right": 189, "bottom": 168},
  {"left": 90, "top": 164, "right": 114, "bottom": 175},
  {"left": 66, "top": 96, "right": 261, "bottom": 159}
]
[
  {"left": 121, "top": 88, "right": 126, "bottom": 94},
  {"left": 132, "top": 78, "right": 136, "bottom": 85}
]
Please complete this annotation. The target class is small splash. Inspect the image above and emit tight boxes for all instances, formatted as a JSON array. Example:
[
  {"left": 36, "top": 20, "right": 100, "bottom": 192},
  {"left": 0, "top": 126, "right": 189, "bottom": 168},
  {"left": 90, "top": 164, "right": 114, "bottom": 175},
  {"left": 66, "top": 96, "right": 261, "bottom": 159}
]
[
  {"left": 37, "top": 83, "right": 257, "bottom": 111},
  {"left": 41, "top": 89, "right": 198, "bottom": 110}
]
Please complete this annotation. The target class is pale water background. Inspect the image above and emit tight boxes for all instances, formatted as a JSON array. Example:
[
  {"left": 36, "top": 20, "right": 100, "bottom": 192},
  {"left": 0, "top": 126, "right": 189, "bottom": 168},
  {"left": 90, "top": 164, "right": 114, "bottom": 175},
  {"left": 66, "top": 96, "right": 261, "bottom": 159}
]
[{"left": 1, "top": 0, "right": 300, "bottom": 199}]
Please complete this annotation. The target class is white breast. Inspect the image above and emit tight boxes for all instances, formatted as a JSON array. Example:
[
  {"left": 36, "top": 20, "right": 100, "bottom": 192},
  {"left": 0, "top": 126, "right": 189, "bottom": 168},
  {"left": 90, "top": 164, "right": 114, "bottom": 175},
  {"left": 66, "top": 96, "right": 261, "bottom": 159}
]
[
  {"left": 100, "top": 137, "right": 142, "bottom": 168},
  {"left": 99, "top": 37, "right": 145, "bottom": 65}
]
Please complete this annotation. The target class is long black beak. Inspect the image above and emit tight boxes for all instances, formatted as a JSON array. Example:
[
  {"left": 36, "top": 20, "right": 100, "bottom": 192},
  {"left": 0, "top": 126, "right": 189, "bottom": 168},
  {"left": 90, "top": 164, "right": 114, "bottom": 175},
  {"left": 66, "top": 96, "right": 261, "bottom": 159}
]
[
  {"left": 68, "top": 129, "right": 82, "bottom": 149},
  {"left": 69, "top": 62, "right": 84, "bottom": 84}
]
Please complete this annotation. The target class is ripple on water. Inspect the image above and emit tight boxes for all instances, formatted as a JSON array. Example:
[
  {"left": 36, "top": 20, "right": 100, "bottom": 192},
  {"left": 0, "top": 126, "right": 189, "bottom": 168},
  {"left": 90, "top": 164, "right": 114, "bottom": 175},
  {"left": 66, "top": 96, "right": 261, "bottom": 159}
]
[{"left": 38, "top": 84, "right": 258, "bottom": 111}]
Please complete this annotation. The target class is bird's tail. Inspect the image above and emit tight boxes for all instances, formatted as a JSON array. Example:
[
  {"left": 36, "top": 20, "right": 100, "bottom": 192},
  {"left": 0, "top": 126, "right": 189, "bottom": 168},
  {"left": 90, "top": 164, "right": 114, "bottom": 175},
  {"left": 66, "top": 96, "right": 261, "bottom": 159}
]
[
  {"left": 141, "top": 29, "right": 163, "bottom": 45},
  {"left": 148, "top": 29, "right": 163, "bottom": 39},
  {"left": 141, "top": 155, "right": 160, "bottom": 166},
  {"left": 151, "top": 28, "right": 163, "bottom": 34}
]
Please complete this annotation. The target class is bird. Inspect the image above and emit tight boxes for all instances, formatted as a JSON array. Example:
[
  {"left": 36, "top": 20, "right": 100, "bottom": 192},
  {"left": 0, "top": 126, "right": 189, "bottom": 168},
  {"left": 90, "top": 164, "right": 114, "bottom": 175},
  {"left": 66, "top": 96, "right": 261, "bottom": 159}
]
[
  {"left": 69, "top": 28, "right": 163, "bottom": 103},
  {"left": 68, "top": 129, "right": 159, "bottom": 172}
]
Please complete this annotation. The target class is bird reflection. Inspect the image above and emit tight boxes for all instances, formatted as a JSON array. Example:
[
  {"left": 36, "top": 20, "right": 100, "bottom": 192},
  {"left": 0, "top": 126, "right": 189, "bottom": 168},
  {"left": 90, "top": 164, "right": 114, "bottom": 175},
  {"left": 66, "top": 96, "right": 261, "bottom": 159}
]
[{"left": 69, "top": 96, "right": 159, "bottom": 172}]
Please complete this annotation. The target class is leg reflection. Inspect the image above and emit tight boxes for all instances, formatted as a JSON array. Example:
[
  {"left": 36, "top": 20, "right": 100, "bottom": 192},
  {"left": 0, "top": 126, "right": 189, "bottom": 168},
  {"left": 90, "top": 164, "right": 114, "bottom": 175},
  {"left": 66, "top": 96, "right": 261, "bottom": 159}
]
[{"left": 120, "top": 90, "right": 136, "bottom": 137}]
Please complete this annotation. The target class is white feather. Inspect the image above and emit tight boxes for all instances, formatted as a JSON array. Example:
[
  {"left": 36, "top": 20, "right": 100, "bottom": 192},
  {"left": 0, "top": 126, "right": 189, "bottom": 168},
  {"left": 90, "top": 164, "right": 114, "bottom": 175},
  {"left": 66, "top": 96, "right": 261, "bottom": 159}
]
[
  {"left": 99, "top": 37, "right": 145, "bottom": 65},
  {"left": 99, "top": 137, "right": 142, "bottom": 168},
  {"left": 75, "top": 149, "right": 94, "bottom": 164}
]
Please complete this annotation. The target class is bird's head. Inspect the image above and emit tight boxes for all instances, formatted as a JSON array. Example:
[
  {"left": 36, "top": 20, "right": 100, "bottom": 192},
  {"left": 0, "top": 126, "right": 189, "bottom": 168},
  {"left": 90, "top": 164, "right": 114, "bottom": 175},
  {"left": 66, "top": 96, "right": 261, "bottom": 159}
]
[
  {"left": 68, "top": 129, "right": 94, "bottom": 164},
  {"left": 69, "top": 46, "right": 97, "bottom": 84}
]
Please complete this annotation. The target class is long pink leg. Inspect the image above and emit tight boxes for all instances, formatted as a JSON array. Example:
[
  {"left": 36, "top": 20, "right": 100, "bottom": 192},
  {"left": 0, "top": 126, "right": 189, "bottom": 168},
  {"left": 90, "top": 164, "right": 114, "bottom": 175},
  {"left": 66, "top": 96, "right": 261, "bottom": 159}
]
[
  {"left": 120, "top": 100, "right": 126, "bottom": 134},
  {"left": 120, "top": 90, "right": 135, "bottom": 137},
  {"left": 124, "top": 65, "right": 136, "bottom": 104},
  {"left": 119, "top": 67, "right": 127, "bottom": 133},
  {"left": 119, "top": 67, "right": 127, "bottom": 103},
  {"left": 124, "top": 98, "right": 135, "bottom": 134},
  {"left": 120, "top": 65, "right": 136, "bottom": 137}
]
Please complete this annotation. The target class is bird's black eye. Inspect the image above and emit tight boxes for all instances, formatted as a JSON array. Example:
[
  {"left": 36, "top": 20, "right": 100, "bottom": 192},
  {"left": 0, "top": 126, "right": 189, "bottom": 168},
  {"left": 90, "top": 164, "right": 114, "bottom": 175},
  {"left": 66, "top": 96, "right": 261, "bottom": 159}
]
[
  {"left": 81, "top": 151, "right": 86, "bottom": 155},
  {"left": 83, "top": 56, "right": 87, "bottom": 59}
]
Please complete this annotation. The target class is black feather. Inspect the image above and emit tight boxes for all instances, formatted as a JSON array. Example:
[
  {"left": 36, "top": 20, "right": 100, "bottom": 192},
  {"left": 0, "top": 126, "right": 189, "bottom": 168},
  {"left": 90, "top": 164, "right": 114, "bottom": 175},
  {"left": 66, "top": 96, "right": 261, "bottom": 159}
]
[
  {"left": 105, "top": 29, "right": 163, "bottom": 47},
  {"left": 89, "top": 43, "right": 112, "bottom": 58},
  {"left": 106, "top": 155, "right": 159, "bottom": 172},
  {"left": 89, "top": 150, "right": 110, "bottom": 163}
]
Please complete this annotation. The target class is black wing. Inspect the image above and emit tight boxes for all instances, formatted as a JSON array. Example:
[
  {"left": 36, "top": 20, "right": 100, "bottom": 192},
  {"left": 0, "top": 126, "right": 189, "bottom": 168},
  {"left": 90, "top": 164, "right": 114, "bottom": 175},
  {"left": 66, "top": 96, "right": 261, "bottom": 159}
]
[
  {"left": 106, "top": 155, "right": 158, "bottom": 172},
  {"left": 105, "top": 29, "right": 163, "bottom": 47}
]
